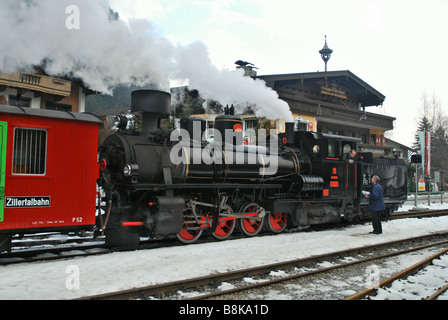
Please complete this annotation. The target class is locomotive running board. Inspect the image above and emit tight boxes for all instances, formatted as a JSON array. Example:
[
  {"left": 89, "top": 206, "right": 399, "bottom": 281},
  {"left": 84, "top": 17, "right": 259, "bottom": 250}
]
[{"left": 135, "top": 183, "right": 284, "bottom": 190}]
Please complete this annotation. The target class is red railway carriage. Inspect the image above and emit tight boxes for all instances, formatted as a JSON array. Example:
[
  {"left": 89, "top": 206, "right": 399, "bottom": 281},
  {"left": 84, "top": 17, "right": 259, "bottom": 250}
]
[{"left": 0, "top": 105, "right": 102, "bottom": 252}]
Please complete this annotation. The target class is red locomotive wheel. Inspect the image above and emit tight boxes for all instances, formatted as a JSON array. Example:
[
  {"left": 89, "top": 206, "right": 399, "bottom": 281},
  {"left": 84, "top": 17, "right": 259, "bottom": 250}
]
[
  {"left": 239, "top": 203, "right": 264, "bottom": 237},
  {"left": 212, "top": 205, "right": 236, "bottom": 240},
  {"left": 177, "top": 210, "right": 203, "bottom": 244},
  {"left": 177, "top": 228, "right": 203, "bottom": 244},
  {"left": 212, "top": 219, "right": 236, "bottom": 240},
  {"left": 265, "top": 212, "right": 288, "bottom": 233}
]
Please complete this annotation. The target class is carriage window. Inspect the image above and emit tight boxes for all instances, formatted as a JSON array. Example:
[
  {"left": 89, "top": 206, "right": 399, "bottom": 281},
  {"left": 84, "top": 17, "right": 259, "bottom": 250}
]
[{"left": 13, "top": 128, "right": 47, "bottom": 175}]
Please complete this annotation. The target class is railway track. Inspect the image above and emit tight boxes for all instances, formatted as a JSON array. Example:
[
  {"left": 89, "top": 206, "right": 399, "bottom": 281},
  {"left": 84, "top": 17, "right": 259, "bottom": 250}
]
[
  {"left": 346, "top": 247, "right": 448, "bottom": 300},
  {"left": 2, "top": 209, "right": 448, "bottom": 267},
  {"left": 79, "top": 231, "right": 448, "bottom": 300},
  {"left": 390, "top": 209, "right": 448, "bottom": 219}
]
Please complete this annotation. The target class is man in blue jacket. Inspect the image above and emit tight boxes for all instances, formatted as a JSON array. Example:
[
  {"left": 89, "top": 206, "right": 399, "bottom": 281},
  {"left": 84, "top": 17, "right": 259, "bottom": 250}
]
[{"left": 365, "top": 175, "right": 385, "bottom": 234}]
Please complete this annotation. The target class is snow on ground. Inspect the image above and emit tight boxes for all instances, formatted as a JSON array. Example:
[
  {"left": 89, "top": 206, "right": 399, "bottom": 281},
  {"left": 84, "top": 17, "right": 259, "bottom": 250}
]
[
  {"left": 371, "top": 253, "right": 448, "bottom": 300},
  {"left": 0, "top": 201, "right": 448, "bottom": 300}
]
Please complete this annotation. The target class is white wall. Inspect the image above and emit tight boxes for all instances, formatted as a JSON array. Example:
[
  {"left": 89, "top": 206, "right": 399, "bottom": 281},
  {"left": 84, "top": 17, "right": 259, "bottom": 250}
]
[{"left": 0, "top": 88, "right": 41, "bottom": 109}]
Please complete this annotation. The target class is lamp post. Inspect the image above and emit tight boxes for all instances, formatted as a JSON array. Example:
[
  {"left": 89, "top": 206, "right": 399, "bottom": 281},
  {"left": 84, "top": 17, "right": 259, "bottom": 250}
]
[
  {"left": 319, "top": 35, "right": 333, "bottom": 73},
  {"left": 411, "top": 154, "right": 422, "bottom": 208},
  {"left": 441, "top": 170, "right": 445, "bottom": 204}
]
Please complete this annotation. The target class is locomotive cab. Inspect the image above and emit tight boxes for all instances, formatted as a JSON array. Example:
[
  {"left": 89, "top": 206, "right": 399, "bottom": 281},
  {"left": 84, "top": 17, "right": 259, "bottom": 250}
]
[
  {"left": 275, "top": 130, "right": 364, "bottom": 225},
  {"left": 297, "top": 131, "right": 360, "bottom": 200}
]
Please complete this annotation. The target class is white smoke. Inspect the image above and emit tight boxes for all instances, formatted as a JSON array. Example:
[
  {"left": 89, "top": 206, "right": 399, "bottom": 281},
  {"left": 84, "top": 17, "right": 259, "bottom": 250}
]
[{"left": 0, "top": 0, "right": 293, "bottom": 121}]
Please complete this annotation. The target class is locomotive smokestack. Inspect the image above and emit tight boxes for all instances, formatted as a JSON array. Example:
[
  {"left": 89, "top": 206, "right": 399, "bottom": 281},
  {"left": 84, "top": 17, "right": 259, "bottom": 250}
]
[{"left": 131, "top": 90, "right": 171, "bottom": 135}]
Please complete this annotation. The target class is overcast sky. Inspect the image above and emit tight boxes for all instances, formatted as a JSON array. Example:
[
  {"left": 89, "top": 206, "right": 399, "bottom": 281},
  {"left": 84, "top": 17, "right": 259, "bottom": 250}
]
[{"left": 107, "top": 0, "right": 448, "bottom": 147}]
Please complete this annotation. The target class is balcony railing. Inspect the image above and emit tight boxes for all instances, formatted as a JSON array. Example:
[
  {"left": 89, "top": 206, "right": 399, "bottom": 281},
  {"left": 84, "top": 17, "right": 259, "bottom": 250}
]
[{"left": 0, "top": 72, "right": 71, "bottom": 97}]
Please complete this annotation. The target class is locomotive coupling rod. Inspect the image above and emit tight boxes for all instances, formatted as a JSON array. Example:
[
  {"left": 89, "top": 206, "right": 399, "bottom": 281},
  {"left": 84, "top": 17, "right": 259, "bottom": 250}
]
[{"left": 189, "top": 197, "right": 228, "bottom": 209}]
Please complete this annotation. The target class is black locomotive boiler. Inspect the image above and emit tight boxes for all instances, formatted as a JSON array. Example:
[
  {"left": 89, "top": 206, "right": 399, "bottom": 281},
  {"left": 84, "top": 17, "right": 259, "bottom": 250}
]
[{"left": 98, "top": 90, "right": 407, "bottom": 247}]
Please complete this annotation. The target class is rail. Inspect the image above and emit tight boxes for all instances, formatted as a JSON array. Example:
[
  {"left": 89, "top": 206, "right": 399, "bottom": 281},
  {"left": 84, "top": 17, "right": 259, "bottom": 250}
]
[
  {"left": 79, "top": 232, "right": 448, "bottom": 300},
  {"left": 346, "top": 247, "right": 448, "bottom": 300}
]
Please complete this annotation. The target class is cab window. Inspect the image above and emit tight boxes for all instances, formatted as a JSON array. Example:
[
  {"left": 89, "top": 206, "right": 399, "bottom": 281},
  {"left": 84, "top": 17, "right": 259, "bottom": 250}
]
[{"left": 327, "top": 140, "right": 339, "bottom": 158}]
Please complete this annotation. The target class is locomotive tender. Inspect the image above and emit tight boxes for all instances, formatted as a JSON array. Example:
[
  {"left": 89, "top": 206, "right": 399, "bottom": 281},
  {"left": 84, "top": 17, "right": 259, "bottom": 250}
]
[{"left": 98, "top": 90, "right": 408, "bottom": 247}]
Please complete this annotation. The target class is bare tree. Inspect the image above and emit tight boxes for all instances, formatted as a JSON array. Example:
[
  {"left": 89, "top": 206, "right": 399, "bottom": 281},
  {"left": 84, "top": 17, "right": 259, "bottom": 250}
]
[{"left": 414, "top": 91, "right": 448, "bottom": 186}]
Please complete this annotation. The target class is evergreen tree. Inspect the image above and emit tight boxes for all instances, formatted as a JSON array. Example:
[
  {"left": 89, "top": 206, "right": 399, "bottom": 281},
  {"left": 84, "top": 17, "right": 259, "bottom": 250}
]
[
  {"left": 414, "top": 92, "right": 448, "bottom": 187},
  {"left": 431, "top": 124, "right": 448, "bottom": 173},
  {"left": 413, "top": 116, "right": 431, "bottom": 150}
]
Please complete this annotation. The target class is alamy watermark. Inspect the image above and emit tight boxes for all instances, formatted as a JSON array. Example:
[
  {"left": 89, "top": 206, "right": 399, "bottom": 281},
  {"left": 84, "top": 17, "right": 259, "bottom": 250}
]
[
  {"left": 66, "top": 265, "right": 80, "bottom": 290},
  {"left": 66, "top": 5, "right": 80, "bottom": 30},
  {"left": 170, "top": 124, "right": 279, "bottom": 176},
  {"left": 365, "top": 264, "right": 381, "bottom": 289}
]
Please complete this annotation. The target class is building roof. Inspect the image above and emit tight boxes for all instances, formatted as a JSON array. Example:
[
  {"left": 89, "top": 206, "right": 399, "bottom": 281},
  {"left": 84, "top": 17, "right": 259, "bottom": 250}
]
[
  {"left": 258, "top": 70, "right": 385, "bottom": 107},
  {"left": 385, "top": 138, "right": 415, "bottom": 152}
]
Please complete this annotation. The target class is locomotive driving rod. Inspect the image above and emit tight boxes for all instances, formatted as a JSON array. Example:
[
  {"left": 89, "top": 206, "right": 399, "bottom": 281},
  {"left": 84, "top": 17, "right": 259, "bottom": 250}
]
[
  {"left": 188, "top": 196, "right": 228, "bottom": 210},
  {"left": 186, "top": 198, "right": 267, "bottom": 219}
]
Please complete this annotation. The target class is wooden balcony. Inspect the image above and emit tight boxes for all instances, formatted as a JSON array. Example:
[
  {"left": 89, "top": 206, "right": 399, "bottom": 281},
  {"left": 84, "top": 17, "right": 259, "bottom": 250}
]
[
  {"left": 279, "top": 90, "right": 395, "bottom": 131},
  {"left": 0, "top": 72, "right": 71, "bottom": 97}
]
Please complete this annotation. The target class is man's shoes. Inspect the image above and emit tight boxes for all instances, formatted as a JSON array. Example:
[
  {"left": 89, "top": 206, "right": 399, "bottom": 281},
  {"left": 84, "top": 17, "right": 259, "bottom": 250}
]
[{"left": 369, "top": 231, "right": 382, "bottom": 235}]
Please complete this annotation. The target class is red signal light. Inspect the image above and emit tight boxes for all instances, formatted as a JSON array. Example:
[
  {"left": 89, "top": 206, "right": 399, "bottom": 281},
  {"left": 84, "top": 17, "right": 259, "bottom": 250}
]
[{"left": 233, "top": 124, "right": 243, "bottom": 132}]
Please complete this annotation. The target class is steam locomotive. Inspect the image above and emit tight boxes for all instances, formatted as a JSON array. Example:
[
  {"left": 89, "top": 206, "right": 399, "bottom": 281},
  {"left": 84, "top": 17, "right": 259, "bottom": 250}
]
[{"left": 98, "top": 90, "right": 407, "bottom": 247}]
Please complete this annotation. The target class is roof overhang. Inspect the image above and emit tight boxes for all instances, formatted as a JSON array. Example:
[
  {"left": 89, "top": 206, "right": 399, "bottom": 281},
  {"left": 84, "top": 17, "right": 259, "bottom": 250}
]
[{"left": 258, "top": 70, "right": 385, "bottom": 107}]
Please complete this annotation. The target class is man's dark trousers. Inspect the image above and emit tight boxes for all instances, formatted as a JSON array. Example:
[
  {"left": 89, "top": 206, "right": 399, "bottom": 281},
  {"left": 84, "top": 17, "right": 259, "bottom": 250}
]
[{"left": 370, "top": 210, "right": 382, "bottom": 234}]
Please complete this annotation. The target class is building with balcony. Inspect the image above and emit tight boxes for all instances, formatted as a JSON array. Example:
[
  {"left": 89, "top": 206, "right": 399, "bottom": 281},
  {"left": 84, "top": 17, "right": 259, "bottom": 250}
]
[
  {"left": 257, "top": 70, "right": 396, "bottom": 155},
  {"left": 0, "top": 69, "right": 90, "bottom": 113}
]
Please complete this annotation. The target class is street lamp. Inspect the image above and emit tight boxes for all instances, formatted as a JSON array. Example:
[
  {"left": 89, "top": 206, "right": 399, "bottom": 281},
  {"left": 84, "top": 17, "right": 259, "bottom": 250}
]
[
  {"left": 319, "top": 35, "right": 333, "bottom": 72},
  {"left": 441, "top": 170, "right": 445, "bottom": 204}
]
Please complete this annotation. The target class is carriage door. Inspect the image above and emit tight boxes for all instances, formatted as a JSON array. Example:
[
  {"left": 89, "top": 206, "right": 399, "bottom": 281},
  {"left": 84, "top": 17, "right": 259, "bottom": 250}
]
[{"left": 0, "top": 121, "right": 7, "bottom": 222}]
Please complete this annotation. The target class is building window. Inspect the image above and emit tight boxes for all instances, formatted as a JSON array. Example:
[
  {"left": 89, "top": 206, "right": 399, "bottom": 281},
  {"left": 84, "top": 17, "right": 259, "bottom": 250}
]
[
  {"left": 297, "top": 121, "right": 308, "bottom": 131},
  {"left": 46, "top": 102, "right": 72, "bottom": 112},
  {"left": 13, "top": 128, "right": 47, "bottom": 175},
  {"left": 370, "top": 134, "right": 384, "bottom": 146},
  {"left": 9, "top": 95, "right": 31, "bottom": 108},
  {"left": 361, "top": 133, "right": 367, "bottom": 144}
]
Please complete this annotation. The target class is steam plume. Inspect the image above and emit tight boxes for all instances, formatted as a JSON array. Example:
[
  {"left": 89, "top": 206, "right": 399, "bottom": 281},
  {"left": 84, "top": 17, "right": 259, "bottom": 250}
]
[{"left": 0, "top": 0, "right": 293, "bottom": 121}]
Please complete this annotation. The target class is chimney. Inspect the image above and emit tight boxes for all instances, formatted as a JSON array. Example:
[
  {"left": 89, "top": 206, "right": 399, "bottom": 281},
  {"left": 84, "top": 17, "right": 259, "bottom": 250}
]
[{"left": 131, "top": 90, "right": 171, "bottom": 134}]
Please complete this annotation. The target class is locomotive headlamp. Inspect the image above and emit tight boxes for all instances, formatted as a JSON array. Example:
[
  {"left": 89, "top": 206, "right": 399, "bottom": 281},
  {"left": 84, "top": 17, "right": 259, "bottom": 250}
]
[
  {"left": 123, "top": 164, "right": 132, "bottom": 176},
  {"left": 123, "top": 164, "right": 139, "bottom": 177}
]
